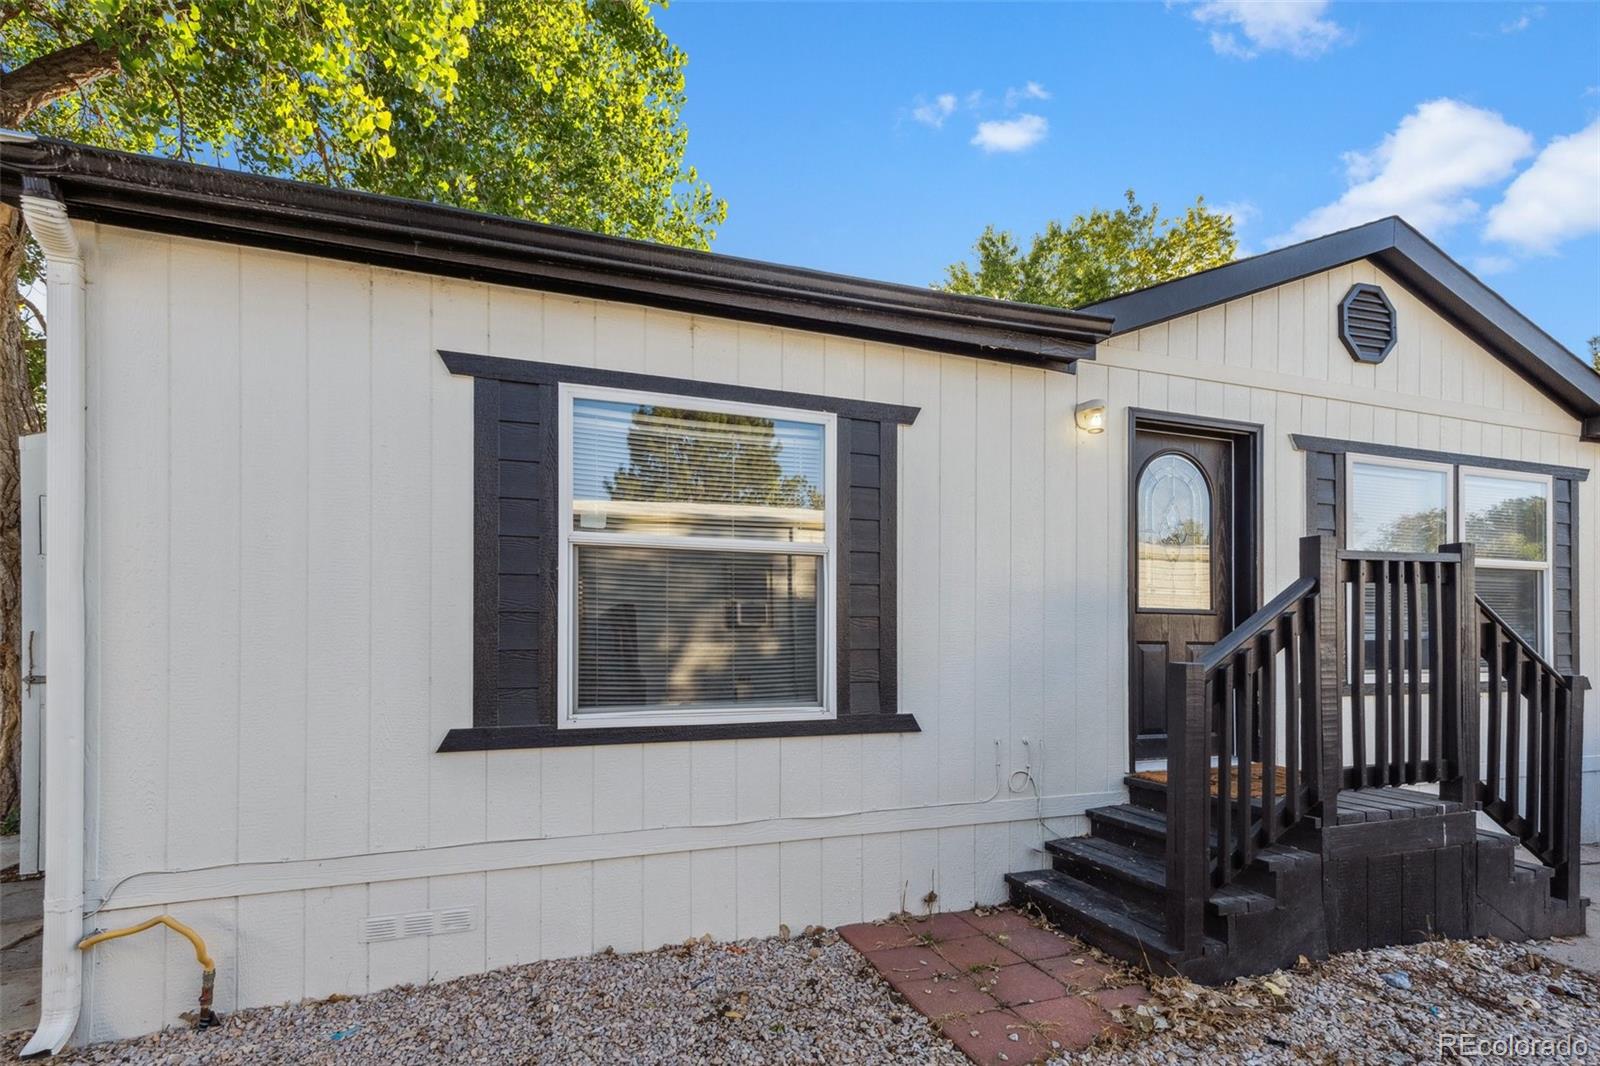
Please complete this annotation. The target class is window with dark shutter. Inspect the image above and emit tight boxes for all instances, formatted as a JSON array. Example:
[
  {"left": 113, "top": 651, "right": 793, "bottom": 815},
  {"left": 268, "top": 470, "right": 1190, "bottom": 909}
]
[
  {"left": 1293, "top": 435, "right": 1583, "bottom": 674},
  {"left": 438, "top": 352, "right": 921, "bottom": 750}
]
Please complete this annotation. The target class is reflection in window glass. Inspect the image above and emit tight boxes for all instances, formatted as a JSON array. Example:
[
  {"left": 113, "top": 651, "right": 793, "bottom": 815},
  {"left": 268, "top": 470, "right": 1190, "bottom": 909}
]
[
  {"left": 1463, "top": 473, "right": 1546, "bottom": 562},
  {"left": 1348, "top": 461, "right": 1448, "bottom": 552},
  {"left": 571, "top": 398, "right": 826, "bottom": 541},
  {"left": 1137, "top": 454, "right": 1211, "bottom": 610}
]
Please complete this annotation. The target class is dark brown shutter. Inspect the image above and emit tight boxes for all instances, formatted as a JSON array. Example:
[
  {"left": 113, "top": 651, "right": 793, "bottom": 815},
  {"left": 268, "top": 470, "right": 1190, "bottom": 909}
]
[
  {"left": 1305, "top": 450, "right": 1341, "bottom": 540},
  {"left": 837, "top": 417, "right": 899, "bottom": 717},
  {"left": 1553, "top": 476, "right": 1578, "bottom": 673},
  {"left": 474, "top": 378, "right": 559, "bottom": 726}
]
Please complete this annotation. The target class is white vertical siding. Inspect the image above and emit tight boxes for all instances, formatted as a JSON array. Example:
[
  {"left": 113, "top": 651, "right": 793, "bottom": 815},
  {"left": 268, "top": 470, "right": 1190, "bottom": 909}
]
[{"left": 76, "top": 229, "right": 1597, "bottom": 1042}]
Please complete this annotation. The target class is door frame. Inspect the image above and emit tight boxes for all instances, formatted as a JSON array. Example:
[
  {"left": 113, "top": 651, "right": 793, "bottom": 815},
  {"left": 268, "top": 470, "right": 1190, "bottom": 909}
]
[{"left": 1125, "top": 409, "right": 1263, "bottom": 769}]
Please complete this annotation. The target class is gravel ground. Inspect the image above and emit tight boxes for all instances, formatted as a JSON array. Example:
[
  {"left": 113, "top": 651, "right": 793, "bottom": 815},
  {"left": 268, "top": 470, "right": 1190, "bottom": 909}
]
[
  {"left": 4, "top": 931, "right": 1596, "bottom": 1064},
  {"left": 0, "top": 928, "right": 967, "bottom": 1066},
  {"left": 1076, "top": 938, "right": 1600, "bottom": 1065}
]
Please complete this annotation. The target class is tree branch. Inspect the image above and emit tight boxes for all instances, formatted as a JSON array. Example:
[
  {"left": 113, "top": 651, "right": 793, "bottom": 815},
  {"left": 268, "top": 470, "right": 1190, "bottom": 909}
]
[
  {"left": 0, "top": 38, "right": 122, "bottom": 127},
  {"left": 16, "top": 294, "right": 43, "bottom": 335}
]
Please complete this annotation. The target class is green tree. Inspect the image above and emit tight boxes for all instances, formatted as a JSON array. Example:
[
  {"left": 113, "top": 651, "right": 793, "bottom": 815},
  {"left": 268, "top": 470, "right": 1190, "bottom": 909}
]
[
  {"left": 1589, "top": 335, "right": 1598, "bottom": 374},
  {"left": 938, "top": 190, "right": 1237, "bottom": 308},
  {"left": 607, "top": 408, "right": 823, "bottom": 511},
  {"left": 0, "top": 0, "right": 724, "bottom": 820}
]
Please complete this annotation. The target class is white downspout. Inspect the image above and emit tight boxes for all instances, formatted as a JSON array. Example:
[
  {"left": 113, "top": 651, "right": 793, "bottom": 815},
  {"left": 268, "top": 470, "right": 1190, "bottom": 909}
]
[{"left": 17, "top": 180, "right": 88, "bottom": 1058}]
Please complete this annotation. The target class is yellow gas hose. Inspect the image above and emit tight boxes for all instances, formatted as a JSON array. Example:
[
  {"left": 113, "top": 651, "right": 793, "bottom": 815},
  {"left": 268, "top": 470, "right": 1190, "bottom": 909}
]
[{"left": 77, "top": 916, "right": 220, "bottom": 1028}]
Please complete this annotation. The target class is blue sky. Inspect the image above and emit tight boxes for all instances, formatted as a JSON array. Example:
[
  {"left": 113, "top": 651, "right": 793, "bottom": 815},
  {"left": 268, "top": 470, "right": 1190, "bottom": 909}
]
[{"left": 657, "top": 1, "right": 1600, "bottom": 357}]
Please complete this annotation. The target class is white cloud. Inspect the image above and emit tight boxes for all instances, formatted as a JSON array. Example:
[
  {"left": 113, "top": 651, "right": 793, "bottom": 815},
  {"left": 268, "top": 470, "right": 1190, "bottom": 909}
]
[
  {"left": 970, "top": 114, "right": 1049, "bottom": 153},
  {"left": 1499, "top": 5, "right": 1544, "bottom": 33},
  {"left": 1190, "top": 0, "right": 1346, "bottom": 59},
  {"left": 1211, "top": 200, "right": 1260, "bottom": 228},
  {"left": 1275, "top": 99, "right": 1534, "bottom": 245},
  {"left": 1471, "top": 254, "right": 1516, "bottom": 276},
  {"left": 911, "top": 93, "right": 958, "bottom": 129},
  {"left": 1484, "top": 119, "right": 1600, "bottom": 254},
  {"left": 1004, "top": 81, "right": 1051, "bottom": 108}
]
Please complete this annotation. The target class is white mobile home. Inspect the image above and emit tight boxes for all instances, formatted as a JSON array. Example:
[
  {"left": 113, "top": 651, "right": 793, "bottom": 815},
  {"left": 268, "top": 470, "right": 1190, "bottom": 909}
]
[{"left": 4, "top": 137, "right": 1597, "bottom": 1050}]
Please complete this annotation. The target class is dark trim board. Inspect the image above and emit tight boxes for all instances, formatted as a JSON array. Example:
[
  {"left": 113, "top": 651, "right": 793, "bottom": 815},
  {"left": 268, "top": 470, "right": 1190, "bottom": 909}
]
[
  {"left": 1, "top": 136, "right": 1110, "bottom": 370},
  {"left": 439, "top": 714, "right": 922, "bottom": 751},
  {"left": 1082, "top": 218, "right": 1600, "bottom": 433},
  {"left": 443, "top": 350, "right": 918, "bottom": 749},
  {"left": 1290, "top": 434, "right": 1590, "bottom": 481},
  {"left": 439, "top": 351, "right": 921, "bottom": 426},
  {"left": 1126, "top": 409, "right": 1264, "bottom": 766}
]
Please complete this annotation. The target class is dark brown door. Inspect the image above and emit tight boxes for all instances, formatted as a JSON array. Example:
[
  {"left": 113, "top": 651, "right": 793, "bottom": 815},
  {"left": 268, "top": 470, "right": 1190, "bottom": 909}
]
[{"left": 1131, "top": 429, "right": 1234, "bottom": 760}]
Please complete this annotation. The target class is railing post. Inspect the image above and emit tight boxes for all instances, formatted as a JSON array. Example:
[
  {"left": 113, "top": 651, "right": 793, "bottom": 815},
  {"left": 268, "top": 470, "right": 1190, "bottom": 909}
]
[
  {"left": 1164, "top": 660, "right": 1207, "bottom": 957},
  {"left": 1440, "top": 543, "right": 1479, "bottom": 806},
  {"left": 1300, "top": 534, "right": 1342, "bottom": 816},
  {"left": 1555, "top": 677, "right": 1585, "bottom": 904}
]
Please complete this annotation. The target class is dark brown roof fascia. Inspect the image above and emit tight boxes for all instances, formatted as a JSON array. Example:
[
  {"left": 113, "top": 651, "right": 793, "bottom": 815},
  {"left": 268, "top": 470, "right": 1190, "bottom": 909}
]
[{"left": 0, "top": 137, "right": 1111, "bottom": 369}]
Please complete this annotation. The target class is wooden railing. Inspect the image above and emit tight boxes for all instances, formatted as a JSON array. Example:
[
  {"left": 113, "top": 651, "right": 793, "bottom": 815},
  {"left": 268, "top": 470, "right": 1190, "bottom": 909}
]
[
  {"left": 1162, "top": 533, "right": 1585, "bottom": 955},
  {"left": 1338, "top": 545, "right": 1477, "bottom": 795},
  {"left": 1478, "top": 600, "right": 1585, "bottom": 903},
  {"left": 1164, "top": 537, "right": 1332, "bottom": 955}
]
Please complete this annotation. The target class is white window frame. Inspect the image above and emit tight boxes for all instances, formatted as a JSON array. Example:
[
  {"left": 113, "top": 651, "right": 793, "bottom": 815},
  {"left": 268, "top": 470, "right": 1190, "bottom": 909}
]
[
  {"left": 1342, "top": 453, "right": 1553, "bottom": 655},
  {"left": 555, "top": 381, "right": 838, "bottom": 729},
  {"left": 1343, "top": 454, "right": 1456, "bottom": 554},
  {"left": 1459, "top": 465, "right": 1554, "bottom": 655}
]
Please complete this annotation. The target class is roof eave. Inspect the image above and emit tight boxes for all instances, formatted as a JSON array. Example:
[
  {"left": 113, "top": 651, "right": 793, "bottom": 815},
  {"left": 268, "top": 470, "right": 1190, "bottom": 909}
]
[{"left": 0, "top": 138, "right": 1111, "bottom": 370}]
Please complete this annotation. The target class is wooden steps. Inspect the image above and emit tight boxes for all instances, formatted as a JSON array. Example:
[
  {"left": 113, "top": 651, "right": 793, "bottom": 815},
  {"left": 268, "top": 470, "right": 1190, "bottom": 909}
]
[
  {"left": 1003, "top": 868, "right": 1218, "bottom": 972},
  {"left": 1048, "top": 837, "right": 1279, "bottom": 917},
  {"left": 1008, "top": 770, "right": 1312, "bottom": 980}
]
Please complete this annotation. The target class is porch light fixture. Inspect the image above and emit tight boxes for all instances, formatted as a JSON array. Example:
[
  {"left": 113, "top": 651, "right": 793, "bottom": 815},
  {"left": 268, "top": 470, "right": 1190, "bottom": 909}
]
[{"left": 1075, "top": 400, "right": 1106, "bottom": 434}]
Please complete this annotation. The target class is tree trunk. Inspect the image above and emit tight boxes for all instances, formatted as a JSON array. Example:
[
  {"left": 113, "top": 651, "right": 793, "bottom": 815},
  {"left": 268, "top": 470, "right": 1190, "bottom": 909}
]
[
  {"left": 0, "top": 206, "right": 44, "bottom": 824},
  {"left": 0, "top": 34, "right": 119, "bottom": 825}
]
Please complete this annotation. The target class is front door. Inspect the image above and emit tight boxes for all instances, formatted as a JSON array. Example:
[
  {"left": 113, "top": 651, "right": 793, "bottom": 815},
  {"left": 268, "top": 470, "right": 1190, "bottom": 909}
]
[{"left": 1130, "top": 427, "right": 1234, "bottom": 761}]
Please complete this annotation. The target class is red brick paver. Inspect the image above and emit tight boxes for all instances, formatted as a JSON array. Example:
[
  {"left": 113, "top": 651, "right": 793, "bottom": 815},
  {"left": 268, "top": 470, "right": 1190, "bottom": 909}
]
[{"left": 840, "top": 907, "right": 1145, "bottom": 1064}]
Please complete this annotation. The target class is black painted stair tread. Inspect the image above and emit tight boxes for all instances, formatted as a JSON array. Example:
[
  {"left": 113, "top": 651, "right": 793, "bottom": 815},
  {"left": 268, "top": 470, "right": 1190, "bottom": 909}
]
[
  {"left": 1006, "top": 868, "right": 1223, "bottom": 962},
  {"left": 1047, "top": 837, "right": 1276, "bottom": 916},
  {"left": 1334, "top": 787, "right": 1462, "bottom": 824},
  {"left": 1087, "top": 803, "right": 1168, "bottom": 841}
]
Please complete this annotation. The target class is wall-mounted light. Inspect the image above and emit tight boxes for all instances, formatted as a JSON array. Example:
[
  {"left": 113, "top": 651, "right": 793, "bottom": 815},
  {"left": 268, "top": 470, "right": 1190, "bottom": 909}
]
[{"left": 1074, "top": 400, "right": 1106, "bottom": 434}]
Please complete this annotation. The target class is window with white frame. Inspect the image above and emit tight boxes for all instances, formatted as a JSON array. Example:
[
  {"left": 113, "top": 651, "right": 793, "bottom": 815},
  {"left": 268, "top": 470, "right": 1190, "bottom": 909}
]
[
  {"left": 558, "top": 384, "right": 836, "bottom": 727},
  {"left": 1345, "top": 455, "right": 1551, "bottom": 652}
]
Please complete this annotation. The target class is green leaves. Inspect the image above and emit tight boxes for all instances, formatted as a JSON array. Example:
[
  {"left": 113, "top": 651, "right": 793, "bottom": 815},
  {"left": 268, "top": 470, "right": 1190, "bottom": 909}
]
[
  {"left": 938, "top": 191, "right": 1237, "bottom": 309},
  {"left": 4, "top": 0, "right": 724, "bottom": 249}
]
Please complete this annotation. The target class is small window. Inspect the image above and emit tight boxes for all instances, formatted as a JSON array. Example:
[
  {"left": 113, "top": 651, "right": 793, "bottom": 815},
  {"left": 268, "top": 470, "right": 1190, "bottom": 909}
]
[
  {"left": 559, "top": 386, "right": 835, "bottom": 727},
  {"left": 1136, "top": 453, "right": 1212, "bottom": 611},
  {"left": 1347, "top": 458, "right": 1450, "bottom": 553},
  {"left": 1343, "top": 455, "right": 1552, "bottom": 653},
  {"left": 1463, "top": 469, "right": 1550, "bottom": 649}
]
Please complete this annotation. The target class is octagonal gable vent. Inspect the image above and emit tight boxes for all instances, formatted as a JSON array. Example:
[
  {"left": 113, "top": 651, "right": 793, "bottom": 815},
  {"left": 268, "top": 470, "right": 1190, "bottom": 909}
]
[{"left": 1339, "top": 283, "right": 1397, "bottom": 364}]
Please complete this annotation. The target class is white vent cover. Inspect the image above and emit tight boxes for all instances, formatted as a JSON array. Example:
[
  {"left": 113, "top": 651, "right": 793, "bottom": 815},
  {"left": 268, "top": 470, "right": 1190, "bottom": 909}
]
[{"left": 361, "top": 907, "right": 477, "bottom": 943}]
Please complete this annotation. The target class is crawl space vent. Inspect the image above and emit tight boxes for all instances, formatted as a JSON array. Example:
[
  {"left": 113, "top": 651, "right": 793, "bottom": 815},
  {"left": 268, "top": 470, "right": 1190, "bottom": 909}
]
[
  {"left": 361, "top": 906, "right": 476, "bottom": 943},
  {"left": 1338, "top": 283, "right": 1398, "bottom": 364}
]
